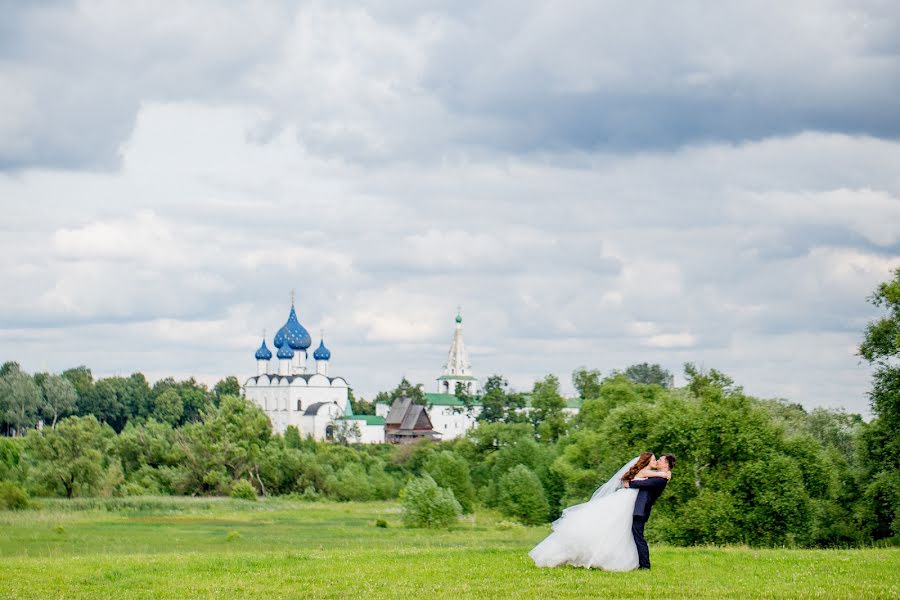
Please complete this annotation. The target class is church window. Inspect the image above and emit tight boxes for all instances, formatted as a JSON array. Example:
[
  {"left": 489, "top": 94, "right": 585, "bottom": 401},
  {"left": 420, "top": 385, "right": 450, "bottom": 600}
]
[{"left": 297, "top": 399, "right": 302, "bottom": 411}]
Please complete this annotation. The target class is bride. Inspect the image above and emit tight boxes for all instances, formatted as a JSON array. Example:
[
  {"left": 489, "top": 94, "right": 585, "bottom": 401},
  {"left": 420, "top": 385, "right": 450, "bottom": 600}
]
[{"left": 529, "top": 452, "right": 670, "bottom": 571}]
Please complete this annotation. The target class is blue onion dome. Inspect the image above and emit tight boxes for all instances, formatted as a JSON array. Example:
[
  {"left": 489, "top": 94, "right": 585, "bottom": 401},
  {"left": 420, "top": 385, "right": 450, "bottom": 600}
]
[
  {"left": 276, "top": 343, "right": 295, "bottom": 360},
  {"left": 313, "top": 338, "right": 331, "bottom": 361},
  {"left": 275, "top": 304, "right": 311, "bottom": 350},
  {"left": 255, "top": 339, "right": 273, "bottom": 360},
  {"left": 273, "top": 323, "right": 287, "bottom": 348}
]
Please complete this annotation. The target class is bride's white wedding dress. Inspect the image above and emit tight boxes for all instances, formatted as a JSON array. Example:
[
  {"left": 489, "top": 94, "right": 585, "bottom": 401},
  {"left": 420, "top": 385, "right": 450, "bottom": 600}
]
[{"left": 529, "top": 458, "right": 640, "bottom": 571}]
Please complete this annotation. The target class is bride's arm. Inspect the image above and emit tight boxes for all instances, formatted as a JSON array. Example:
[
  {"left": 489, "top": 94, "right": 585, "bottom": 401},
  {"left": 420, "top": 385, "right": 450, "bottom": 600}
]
[{"left": 634, "top": 468, "right": 671, "bottom": 480}]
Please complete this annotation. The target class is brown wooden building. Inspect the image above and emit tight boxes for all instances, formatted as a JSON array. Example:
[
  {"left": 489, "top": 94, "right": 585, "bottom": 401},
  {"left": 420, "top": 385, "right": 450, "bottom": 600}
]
[{"left": 384, "top": 396, "right": 441, "bottom": 444}]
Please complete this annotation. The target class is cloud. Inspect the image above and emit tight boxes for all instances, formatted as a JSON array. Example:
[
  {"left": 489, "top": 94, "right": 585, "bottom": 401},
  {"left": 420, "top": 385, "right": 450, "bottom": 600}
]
[
  {"left": 4, "top": 2, "right": 900, "bottom": 170},
  {"left": 2, "top": 4, "right": 900, "bottom": 415}
]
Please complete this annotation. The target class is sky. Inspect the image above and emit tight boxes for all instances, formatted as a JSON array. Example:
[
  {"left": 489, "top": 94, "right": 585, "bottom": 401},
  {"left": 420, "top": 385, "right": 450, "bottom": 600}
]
[{"left": 2, "top": 1, "right": 899, "bottom": 415}]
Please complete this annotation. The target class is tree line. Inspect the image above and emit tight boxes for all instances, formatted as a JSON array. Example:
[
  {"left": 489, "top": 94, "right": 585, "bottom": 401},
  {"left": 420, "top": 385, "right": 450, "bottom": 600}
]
[{"left": 1, "top": 268, "right": 899, "bottom": 549}]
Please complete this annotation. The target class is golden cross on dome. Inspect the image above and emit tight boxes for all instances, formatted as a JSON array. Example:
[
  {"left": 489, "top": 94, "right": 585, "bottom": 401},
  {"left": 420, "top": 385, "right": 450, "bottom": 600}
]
[{"left": 290, "top": 289, "right": 296, "bottom": 305}]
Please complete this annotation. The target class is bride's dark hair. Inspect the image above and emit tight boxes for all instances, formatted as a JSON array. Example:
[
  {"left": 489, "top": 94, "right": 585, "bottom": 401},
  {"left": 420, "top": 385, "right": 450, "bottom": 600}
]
[{"left": 621, "top": 452, "right": 654, "bottom": 482}]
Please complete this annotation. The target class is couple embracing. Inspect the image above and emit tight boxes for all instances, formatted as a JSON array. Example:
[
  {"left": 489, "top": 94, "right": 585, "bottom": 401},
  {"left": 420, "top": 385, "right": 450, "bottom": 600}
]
[{"left": 529, "top": 452, "right": 675, "bottom": 571}]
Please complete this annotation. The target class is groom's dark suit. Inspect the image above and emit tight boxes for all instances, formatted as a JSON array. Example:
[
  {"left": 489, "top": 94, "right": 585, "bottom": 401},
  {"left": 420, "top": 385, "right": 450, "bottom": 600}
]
[{"left": 628, "top": 477, "right": 668, "bottom": 569}]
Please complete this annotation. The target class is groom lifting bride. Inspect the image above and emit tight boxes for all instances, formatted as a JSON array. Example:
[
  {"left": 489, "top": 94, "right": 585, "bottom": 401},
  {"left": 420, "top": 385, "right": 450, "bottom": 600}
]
[{"left": 529, "top": 452, "right": 675, "bottom": 571}]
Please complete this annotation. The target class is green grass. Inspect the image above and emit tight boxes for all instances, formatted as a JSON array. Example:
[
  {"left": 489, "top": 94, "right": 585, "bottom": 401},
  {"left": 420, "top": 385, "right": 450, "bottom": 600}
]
[{"left": 0, "top": 497, "right": 898, "bottom": 599}]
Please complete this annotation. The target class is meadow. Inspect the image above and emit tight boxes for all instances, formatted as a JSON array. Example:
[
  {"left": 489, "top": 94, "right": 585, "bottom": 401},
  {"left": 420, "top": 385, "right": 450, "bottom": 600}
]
[{"left": 0, "top": 498, "right": 898, "bottom": 599}]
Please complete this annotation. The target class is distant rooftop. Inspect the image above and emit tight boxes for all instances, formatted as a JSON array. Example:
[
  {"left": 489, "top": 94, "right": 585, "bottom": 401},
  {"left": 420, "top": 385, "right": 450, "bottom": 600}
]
[{"left": 375, "top": 392, "right": 583, "bottom": 410}]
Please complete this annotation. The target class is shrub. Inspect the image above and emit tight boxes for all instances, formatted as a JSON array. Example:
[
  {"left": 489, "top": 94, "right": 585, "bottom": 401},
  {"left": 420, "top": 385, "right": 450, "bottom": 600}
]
[
  {"left": 230, "top": 480, "right": 257, "bottom": 500},
  {"left": 0, "top": 481, "right": 28, "bottom": 510},
  {"left": 375, "top": 519, "right": 388, "bottom": 528},
  {"left": 400, "top": 475, "right": 461, "bottom": 529},
  {"left": 497, "top": 465, "right": 549, "bottom": 525},
  {"left": 425, "top": 451, "right": 476, "bottom": 513}
]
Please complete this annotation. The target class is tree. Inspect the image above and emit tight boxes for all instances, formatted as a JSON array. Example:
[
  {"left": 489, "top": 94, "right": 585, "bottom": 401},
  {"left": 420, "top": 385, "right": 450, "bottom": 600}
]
[
  {"left": 0, "top": 368, "right": 42, "bottom": 435},
  {"left": 176, "top": 396, "right": 271, "bottom": 495},
  {"left": 497, "top": 464, "right": 549, "bottom": 525},
  {"left": 40, "top": 374, "right": 77, "bottom": 428},
  {"left": 453, "top": 381, "right": 476, "bottom": 415},
  {"left": 375, "top": 378, "right": 426, "bottom": 406},
  {"left": 572, "top": 367, "right": 602, "bottom": 400},
  {"left": 25, "top": 416, "right": 112, "bottom": 497},
  {"left": 62, "top": 366, "right": 94, "bottom": 412},
  {"left": 0, "top": 362, "right": 21, "bottom": 377},
  {"left": 857, "top": 267, "right": 900, "bottom": 539},
  {"left": 332, "top": 419, "right": 362, "bottom": 445},
  {"left": 400, "top": 475, "right": 462, "bottom": 528},
  {"left": 684, "top": 363, "right": 742, "bottom": 398},
  {"left": 623, "top": 363, "right": 672, "bottom": 387},
  {"left": 151, "top": 377, "right": 213, "bottom": 425},
  {"left": 153, "top": 389, "right": 184, "bottom": 427},
  {"left": 213, "top": 376, "right": 242, "bottom": 405},
  {"left": 349, "top": 388, "right": 375, "bottom": 415},
  {"left": 530, "top": 374, "right": 567, "bottom": 442},
  {"left": 477, "top": 375, "right": 525, "bottom": 424},
  {"left": 425, "top": 451, "right": 476, "bottom": 513}
]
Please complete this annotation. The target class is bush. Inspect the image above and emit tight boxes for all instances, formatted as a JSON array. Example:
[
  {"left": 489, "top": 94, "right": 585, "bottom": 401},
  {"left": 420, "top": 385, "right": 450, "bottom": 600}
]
[
  {"left": 230, "top": 480, "right": 257, "bottom": 500},
  {"left": 0, "top": 481, "right": 28, "bottom": 510},
  {"left": 400, "top": 475, "right": 461, "bottom": 529},
  {"left": 375, "top": 519, "right": 388, "bottom": 528},
  {"left": 497, "top": 465, "right": 549, "bottom": 525},
  {"left": 425, "top": 451, "right": 476, "bottom": 513}
]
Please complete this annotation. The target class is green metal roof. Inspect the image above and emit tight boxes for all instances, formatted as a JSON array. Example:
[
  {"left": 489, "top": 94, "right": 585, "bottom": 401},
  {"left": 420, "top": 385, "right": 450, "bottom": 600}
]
[
  {"left": 436, "top": 375, "right": 477, "bottom": 381},
  {"left": 340, "top": 415, "right": 385, "bottom": 425},
  {"left": 425, "top": 392, "right": 481, "bottom": 406}
]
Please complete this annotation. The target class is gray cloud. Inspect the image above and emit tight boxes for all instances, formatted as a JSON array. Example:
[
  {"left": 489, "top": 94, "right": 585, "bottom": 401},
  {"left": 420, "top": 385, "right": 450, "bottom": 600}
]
[
  {"left": 1, "top": 4, "right": 899, "bottom": 415},
  {"left": 3, "top": 2, "right": 900, "bottom": 170}
]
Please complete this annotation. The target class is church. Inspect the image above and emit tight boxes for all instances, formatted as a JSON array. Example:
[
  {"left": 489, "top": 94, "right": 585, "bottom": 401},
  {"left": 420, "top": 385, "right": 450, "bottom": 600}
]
[
  {"left": 243, "top": 297, "right": 385, "bottom": 443},
  {"left": 246, "top": 301, "right": 581, "bottom": 444}
]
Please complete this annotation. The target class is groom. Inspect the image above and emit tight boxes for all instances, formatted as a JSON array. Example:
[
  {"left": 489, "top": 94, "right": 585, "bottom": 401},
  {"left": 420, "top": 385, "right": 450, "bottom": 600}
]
[{"left": 624, "top": 453, "right": 675, "bottom": 570}]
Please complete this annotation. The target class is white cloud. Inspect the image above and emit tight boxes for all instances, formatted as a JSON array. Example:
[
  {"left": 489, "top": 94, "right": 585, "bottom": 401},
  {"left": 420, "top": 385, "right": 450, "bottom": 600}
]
[{"left": 2, "top": 2, "right": 900, "bottom": 416}]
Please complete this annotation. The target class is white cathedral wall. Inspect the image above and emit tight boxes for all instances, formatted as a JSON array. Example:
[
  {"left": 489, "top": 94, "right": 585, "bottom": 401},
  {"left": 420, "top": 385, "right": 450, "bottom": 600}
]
[
  {"left": 244, "top": 376, "right": 350, "bottom": 438},
  {"left": 358, "top": 423, "right": 385, "bottom": 444},
  {"left": 428, "top": 405, "right": 482, "bottom": 440}
]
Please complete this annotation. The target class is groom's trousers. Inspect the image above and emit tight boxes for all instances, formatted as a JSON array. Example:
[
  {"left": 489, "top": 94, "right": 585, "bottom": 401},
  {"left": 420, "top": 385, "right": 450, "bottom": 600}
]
[{"left": 631, "top": 516, "right": 650, "bottom": 569}]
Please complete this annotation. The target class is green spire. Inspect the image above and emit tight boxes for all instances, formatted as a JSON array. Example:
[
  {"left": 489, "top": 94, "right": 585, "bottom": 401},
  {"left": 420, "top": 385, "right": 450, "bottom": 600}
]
[{"left": 455, "top": 306, "right": 462, "bottom": 324}]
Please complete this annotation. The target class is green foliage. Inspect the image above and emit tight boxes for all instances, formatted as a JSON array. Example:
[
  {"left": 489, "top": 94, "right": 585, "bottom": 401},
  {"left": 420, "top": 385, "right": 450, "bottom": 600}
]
[
  {"left": 375, "top": 377, "right": 426, "bottom": 406},
  {"left": 153, "top": 389, "right": 184, "bottom": 427},
  {"left": 349, "top": 389, "right": 376, "bottom": 415},
  {"left": 400, "top": 475, "right": 462, "bottom": 528},
  {"left": 0, "top": 480, "right": 29, "bottom": 510},
  {"left": 284, "top": 425, "right": 302, "bottom": 449},
  {"left": 174, "top": 395, "right": 271, "bottom": 495},
  {"left": 497, "top": 465, "right": 548, "bottom": 525},
  {"left": 39, "top": 374, "right": 77, "bottom": 428},
  {"left": 424, "top": 451, "right": 476, "bottom": 513},
  {"left": 530, "top": 375, "right": 567, "bottom": 442},
  {"left": 0, "top": 367, "right": 42, "bottom": 435},
  {"left": 213, "top": 377, "right": 242, "bottom": 405},
  {"left": 478, "top": 375, "right": 526, "bottom": 423},
  {"left": 230, "top": 480, "right": 257, "bottom": 500},
  {"left": 25, "top": 416, "right": 113, "bottom": 497},
  {"left": 623, "top": 362, "right": 672, "bottom": 387},
  {"left": 572, "top": 367, "right": 602, "bottom": 400},
  {"left": 857, "top": 267, "right": 900, "bottom": 540}
]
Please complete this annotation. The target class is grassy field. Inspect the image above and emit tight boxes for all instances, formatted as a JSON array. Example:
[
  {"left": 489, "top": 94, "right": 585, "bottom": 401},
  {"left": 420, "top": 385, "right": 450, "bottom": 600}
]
[{"left": 0, "top": 497, "right": 898, "bottom": 599}]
